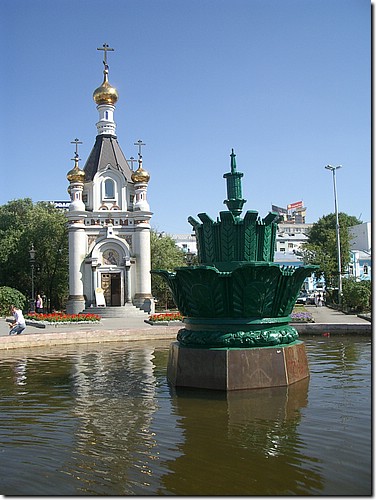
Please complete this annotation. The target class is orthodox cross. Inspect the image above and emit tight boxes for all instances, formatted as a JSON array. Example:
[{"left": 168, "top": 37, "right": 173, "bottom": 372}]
[
  {"left": 128, "top": 156, "right": 136, "bottom": 170},
  {"left": 134, "top": 139, "right": 145, "bottom": 159},
  {"left": 97, "top": 43, "right": 114, "bottom": 68},
  {"left": 71, "top": 138, "right": 82, "bottom": 160}
]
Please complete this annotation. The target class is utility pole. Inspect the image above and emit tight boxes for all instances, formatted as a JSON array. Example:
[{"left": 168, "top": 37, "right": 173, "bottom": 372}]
[{"left": 325, "top": 165, "right": 342, "bottom": 304}]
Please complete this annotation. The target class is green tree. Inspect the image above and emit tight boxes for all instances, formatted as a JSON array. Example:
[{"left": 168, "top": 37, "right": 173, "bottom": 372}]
[
  {"left": 341, "top": 277, "right": 371, "bottom": 312},
  {"left": 150, "top": 230, "right": 186, "bottom": 309},
  {"left": 301, "top": 213, "right": 361, "bottom": 288},
  {"left": 0, "top": 286, "right": 27, "bottom": 316},
  {"left": 0, "top": 199, "right": 69, "bottom": 310}
]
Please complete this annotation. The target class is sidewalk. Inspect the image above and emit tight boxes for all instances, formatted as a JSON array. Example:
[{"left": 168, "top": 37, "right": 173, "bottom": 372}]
[
  {"left": 294, "top": 305, "right": 371, "bottom": 336},
  {"left": 305, "top": 304, "right": 371, "bottom": 324},
  {"left": 0, "top": 306, "right": 371, "bottom": 350}
]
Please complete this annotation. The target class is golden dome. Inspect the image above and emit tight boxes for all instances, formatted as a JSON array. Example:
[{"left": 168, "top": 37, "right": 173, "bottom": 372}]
[
  {"left": 93, "top": 67, "right": 118, "bottom": 105},
  {"left": 131, "top": 158, "right": 150, "bottom": 183},
  {"left": 67, "top": 158, "right": 85, "bottom": 183}
]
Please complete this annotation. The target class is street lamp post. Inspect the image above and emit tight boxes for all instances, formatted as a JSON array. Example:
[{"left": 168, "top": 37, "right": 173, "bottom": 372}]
[
  {"left": 325, "top": 165, "right": 342, "bottom": 303},
  {"left": 29, "top": 244, "right": 36, "bottom": 312}
]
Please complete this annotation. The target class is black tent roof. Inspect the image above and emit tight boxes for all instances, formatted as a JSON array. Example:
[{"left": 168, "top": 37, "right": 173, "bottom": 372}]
[{"left": 84, "top": 135, "right": 133, "bottom": 182}]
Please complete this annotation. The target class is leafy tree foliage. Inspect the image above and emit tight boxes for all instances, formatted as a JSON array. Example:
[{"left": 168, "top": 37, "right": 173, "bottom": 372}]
[
  {"left": 341, "top": 277, "right": 371, "bottom": 312},
  {"left": 150, "top": 230, "right": 186, "bottom": 309},
  {"left": 0, "top": 199, "right": 68, "bottom": 310},
  {"left": 301, "top": 213, "right": 361, "bottom": 287},
  {"left": 0, "top": 286, "right": 27, "bottom": 316}
]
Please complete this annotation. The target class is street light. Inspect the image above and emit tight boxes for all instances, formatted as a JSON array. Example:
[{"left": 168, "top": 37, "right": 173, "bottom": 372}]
[
  {"left": 325, "top": 165, "right": 342, "bottom": 303},
  {"left": 29, "top": 244, "right": 36, "bottom": 312}
]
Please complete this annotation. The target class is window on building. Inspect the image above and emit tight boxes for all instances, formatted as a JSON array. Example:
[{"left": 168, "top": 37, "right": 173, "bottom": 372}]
[
  {"left": 104, "top": 179, "right": 115, "bottom": 199},
  {"left": 363, "top": 264, "right": 369, "bottom": 275}
]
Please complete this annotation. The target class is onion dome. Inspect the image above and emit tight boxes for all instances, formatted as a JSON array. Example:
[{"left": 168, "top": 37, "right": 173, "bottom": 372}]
[
  {"left": 67, "top": 157, "right": 85, "bottom": 183},
  {"left": 93, "top": 66, "right": 118, "bottom": 105},
  {"left": 131, "top": 157, "right": 150, "bottom": 183}
]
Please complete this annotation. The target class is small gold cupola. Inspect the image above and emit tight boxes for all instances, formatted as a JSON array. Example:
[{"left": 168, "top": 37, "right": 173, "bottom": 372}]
[
  {"left": 67, "top": 138, "right": 85, "bottom": 183},
  {"left": 67, "top": 155, "right": 85, "bottom": 183},
  {"left": 131, "top": 156, "right": 150, "bottom": 183},
  {"left": 93, "top": 65, "right": 118, "bottom": 105}
]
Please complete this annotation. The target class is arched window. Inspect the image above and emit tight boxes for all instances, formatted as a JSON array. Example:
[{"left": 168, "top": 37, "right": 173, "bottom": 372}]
[
  {"left": 105, "top": 111, "right": 109, "bottom": 120},
  {"left": 104, "top": 179, "right": 115, "bottom": 199},
  {"left": 363, "top": 264, "right": 368, "bottom": 275}
]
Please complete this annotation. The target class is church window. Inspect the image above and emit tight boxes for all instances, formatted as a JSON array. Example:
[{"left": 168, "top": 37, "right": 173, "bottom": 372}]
[
  {"left": 104, "top": 179, "right": 115, "bottom": 199},
  {"left": 363, "top": 264, "right": 368, "bottom": 275},
  {"left": 105, "top": 111, "right": 109, "bottom": 120}
]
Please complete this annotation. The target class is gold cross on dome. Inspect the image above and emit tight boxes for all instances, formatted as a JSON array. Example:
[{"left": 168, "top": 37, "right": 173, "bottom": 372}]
[
  {"left": 70, "top": 138, "right": 82, "bottom": 159},
  {"left": 134, "top": 139, "right": 146, "bottom": 159},
  {"left": 97, "top": 43, "right": 114, "bottom": 67}
]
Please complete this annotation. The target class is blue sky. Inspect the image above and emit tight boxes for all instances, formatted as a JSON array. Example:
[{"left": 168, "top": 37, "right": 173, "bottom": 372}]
[{"left": 1, "top": 0, "right": 371, "bottom": 234}]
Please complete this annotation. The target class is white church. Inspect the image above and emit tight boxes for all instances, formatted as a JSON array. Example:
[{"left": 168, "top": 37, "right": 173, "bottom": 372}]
[{"left": 65, "top": 44, "right": 154, "bottom": 315}]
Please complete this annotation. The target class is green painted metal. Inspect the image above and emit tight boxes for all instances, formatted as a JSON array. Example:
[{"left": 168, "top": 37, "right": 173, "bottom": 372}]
[
  {"left": 223, "top": 149, "right": 246, "bottom": 216},
  {"left": 152, "top": 150, "right": 318, "bottom": 348}
]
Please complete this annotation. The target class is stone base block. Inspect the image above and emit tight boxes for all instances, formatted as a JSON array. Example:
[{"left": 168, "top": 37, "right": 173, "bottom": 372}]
[
  {"left": 132, "top": 294, "right": 155, "bottom": 314},
  {"left": 167, "top": 341, "right": 309, "bottom": 391},
  {"left": 66, "top": 296, "right": 85, "bottom": 315}
]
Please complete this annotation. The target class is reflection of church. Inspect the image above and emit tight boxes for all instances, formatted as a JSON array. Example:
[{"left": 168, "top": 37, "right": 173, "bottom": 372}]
[{"left": 66, "top": 44, "right": 154, "bottom": 314}]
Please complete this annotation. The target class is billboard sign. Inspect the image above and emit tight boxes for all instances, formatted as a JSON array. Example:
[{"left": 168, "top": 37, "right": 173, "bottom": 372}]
[
  {"left": 271, "top": 205, "right": 288, "bottom": 214},
  {"left": 287, "top": 201, "right": 303, "bottom": 211}
]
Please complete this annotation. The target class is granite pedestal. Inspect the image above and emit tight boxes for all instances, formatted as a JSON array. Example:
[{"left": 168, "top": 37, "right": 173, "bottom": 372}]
[{"left": 167, "top": 341, "right": 309, "bottom": 391}]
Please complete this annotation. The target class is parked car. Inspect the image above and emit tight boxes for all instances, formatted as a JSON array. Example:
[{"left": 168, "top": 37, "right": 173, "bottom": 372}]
[
  {"left": 306, "top": 292, "right": 316, "bottom": 305},
  {"left": 296, "top": 291, "right": 308, "bottom": 305}
]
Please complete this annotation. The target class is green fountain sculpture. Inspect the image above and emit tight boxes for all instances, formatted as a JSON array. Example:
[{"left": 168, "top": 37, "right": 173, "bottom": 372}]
[{"left": 153, "top": 150, "right": 318, "bottom": 390}]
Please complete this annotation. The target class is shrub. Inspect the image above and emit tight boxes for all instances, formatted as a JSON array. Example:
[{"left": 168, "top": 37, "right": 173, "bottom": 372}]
[
  {"left": 342, "top": 277, "right": 371, "bottom": 312},
  {"left": 0, "top": 287, "right": 27, "bottom": 316}
]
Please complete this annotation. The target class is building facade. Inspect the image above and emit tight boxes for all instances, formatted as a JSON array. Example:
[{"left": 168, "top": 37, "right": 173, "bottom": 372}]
[
  {"left": 65, "top": 46, "right": 154, "bottom": 314},
  {"left": 347, "top": 222, "right": 372, "bottom": 281}
]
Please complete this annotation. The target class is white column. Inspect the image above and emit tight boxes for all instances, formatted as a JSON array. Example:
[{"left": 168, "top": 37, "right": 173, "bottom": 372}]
[
  {"left": 125, "top": 265, "right": 132, "bottom": 303},
  {"left": 66, "top": 218, "right": 87, "bottom": 314},
  {"left": 133, "top": 222, "right": 153, "bottom": 312}
]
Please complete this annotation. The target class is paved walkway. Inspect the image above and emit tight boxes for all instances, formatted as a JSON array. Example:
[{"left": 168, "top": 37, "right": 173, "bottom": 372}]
[
  {"left": 0, "top": 306, "right": 371, "bottom": 350},
  {"left": 304, "top": 305, "right": 370, "bottom": 324}
]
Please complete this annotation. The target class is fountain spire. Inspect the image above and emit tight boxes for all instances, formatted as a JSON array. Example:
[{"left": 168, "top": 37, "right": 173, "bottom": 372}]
[{"left": 223, "top": 149, "right": 246, "bottom": 216}]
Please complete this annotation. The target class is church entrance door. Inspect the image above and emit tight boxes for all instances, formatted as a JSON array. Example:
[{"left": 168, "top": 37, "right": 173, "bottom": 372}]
[{"left": 101, "top": 273, "right": 121, "bottom": 306}]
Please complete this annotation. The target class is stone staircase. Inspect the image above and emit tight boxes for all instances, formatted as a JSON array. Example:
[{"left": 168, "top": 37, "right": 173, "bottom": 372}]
[{"left": 82, "top": 303, "right": 149, "bottom": 318}]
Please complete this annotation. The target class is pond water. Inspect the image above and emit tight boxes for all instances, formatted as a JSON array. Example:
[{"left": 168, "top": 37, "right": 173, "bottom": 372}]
[{"left": 0, "top": 337, "right": 371, "bottom": 495}]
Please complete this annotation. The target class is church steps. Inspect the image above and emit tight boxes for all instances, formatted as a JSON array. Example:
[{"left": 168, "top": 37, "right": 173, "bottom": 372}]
[{"left": 83, "top": 304, "right": 149, "bottom": 318}]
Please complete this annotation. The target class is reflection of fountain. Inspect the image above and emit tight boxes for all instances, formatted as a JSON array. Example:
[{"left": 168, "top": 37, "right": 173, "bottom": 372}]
[
  {"left": 153, "top": 150, "right": 318, "bottom": 390},
  {"left": 162, "top": 378, "right": 324, "bottom": 495}
]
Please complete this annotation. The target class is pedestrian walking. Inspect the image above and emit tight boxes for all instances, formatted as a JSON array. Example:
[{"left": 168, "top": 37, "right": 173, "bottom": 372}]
[
  {"left": 318, "top": 293, "right": 323, "bottom": 307},
  {"left": 8, "top": 305, "right": 26, "bottom": 336}
]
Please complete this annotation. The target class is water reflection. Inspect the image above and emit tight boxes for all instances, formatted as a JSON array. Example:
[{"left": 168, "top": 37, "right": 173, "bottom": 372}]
[
  {"left": 0, "top": 338, "right": 371, "bottom": 495},
  {"left": 161, "top": 379, "right": 323, "bottom": 495}
]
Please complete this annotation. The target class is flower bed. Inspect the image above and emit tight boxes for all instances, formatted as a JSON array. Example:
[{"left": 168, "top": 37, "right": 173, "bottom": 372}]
[
  {"left": 147, "top": 310, "right": 314, "bottom": 324},
  {"left": 145, "top": 312, "right": 183, "bottom": 325},
  {"left": 290, "top": 310, "right": 314, "bottom": 323},
  {"left": 25, "top": 312, "right": 101, "bottom": 324}
]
